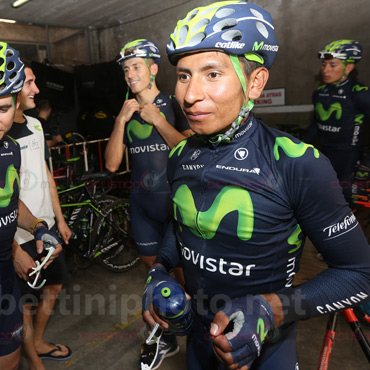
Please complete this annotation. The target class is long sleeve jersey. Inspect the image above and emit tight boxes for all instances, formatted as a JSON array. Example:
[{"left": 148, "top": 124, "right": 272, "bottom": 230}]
[
  {"left": 307, "top": 78, "right": 370, "bottom": 150},
  {"left": 157, "top": 115, "right": 370, "bottom": 325}
]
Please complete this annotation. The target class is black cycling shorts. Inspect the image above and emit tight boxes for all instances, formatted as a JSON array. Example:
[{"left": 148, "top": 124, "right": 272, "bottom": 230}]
[{"left": 0, "top": 261, "right": 23, "bottom": 357}]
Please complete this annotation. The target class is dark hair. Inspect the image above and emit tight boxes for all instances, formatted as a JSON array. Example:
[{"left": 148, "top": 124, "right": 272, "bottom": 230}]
[
  {"left": 238, "top": 56, "right": 261, "bottom": 77},
  {"left": 37, "top": 99, "right": 52, "bottom": 111}
]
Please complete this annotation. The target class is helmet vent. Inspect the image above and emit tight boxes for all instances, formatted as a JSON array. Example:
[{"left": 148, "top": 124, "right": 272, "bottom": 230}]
[
  {"left": 215, "top": 8, "right": 235, "bottom": 18},
  {"left": 7, "top": 61, "right": 15, "bottom": 72},
  {"left": 214, "top": 18, "right": 237, "bottom": 32},
  {"left": 0, "top": 57, "right": 4, "bottom": 68},
  {"left": 187, "top": 33, "right": 206, "bottom": 47},
  {"left": 193, "top": 18, "right": 210, "bottom": 34},
  {"left": 221, "top": 29, "right": 242, "bottom": 42},
  {"left": 250, "top": 8, "right": 264, "bottom": 20},
  {"left": 0, "top": 71, "right": 3, "bottom": 80},
  {"left": 178, "top": 25, "right": 189, "bottom": 45},
  {"left": 9, "top": 72, "right": 17, "bottom": 81},
  {"left": 0, "top": 83, "right": 5, "bottom": 92},
  {"left": 184, "top": 9, "right": 199, "bottom": 23},
  {"left": 6, "top": 49, "right": 14, "bottom": 58},
  {"left": 256, "top": 22, "right": 269, "bottom": 38}
]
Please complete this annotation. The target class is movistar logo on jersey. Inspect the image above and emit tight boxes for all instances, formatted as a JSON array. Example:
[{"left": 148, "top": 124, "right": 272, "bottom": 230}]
[
  {"left": 127, "top": 120, "right": 153, "bottom": 143},
  {"left": 315, "top": 102, "right": 342, "bottom": 121},
  {"left": 352, "top": 84, "right": 368, "bottom": 92},
  {"left": 173, "top": 184, "right": 254, "bottom": 240},
  {"left": 252, "top": 41, "right": 279, "bottom": 52},
  {"left": 129, "top": 143, "right": 169, "bottom": 154},
  {"left": 181, "top": 244, "right": 256, "bottom": 277},
  {"left": 215, "top": 41, "right": 245, "bottom": 49},
  {"left": 127, "top": 112, "right": 166, "bottom": 143},
  {"left": 317, "top": 123, "right": 341, "bottom": 133},
  {"left": 274, "top": 137, "right": 319, "bottom": 160},
  {"left": 0, "top": 164, "right": 20, "bottom": 208}
]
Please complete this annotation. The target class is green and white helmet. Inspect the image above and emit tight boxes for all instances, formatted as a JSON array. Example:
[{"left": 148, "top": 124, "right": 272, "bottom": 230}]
[
  {"left": 0, "top": 42, "right": 25, "bottom": 96},
  {"left": 166, "top": 1, "right": 279, "bottom": 143},
  {"left": 318, "top": 40, "right": 362, "bottom": 63}
]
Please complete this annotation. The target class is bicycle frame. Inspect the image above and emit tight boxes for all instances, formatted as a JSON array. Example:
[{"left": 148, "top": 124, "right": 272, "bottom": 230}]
[{"left": 318, "top": 308, "right": 370, "bottom": 369}]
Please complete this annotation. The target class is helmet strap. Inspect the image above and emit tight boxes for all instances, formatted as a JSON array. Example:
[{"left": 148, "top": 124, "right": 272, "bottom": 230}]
[
  {"left": 335, "top": 60, "right": 348, "bottom": 87},
  {"left": 208, "top": 55, "right": 254, "bottom": 144},
  {"left": 144, "top": 58, "right": 155, "bottom": 89}
]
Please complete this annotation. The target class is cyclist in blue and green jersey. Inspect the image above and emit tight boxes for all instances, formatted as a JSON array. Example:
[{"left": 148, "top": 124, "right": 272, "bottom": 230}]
[
  {"left": 105, "top": 39, "right": 192, "bottom": 369},
  {"left": 0, "top": 42, "right": 62, "bottom": 370},
  {"left": 142, "top": 3, "right": 370, "bottom": 370},
  {"left": 306, "top": 39, "right": 370, "bottom": 202}
]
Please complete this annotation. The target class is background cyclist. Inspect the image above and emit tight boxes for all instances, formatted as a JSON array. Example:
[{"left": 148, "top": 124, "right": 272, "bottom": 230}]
[
  {"left": 104, "top": 39, "right": 192, "bottom": 369},
  {"left": 142, "top": 2, "right": 370, "bottom": 369},
  {"left": 305, "top": 40, "right": 370, "bottom": 202}
]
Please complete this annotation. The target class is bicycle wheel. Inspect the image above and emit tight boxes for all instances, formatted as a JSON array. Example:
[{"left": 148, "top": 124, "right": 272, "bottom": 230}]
[
  {"left": 92, "top": 199, "right": 140, "bottom": 272},
  {"left": 72, "top": 205, "right": 95, "bottom": 269},
  {"left": 72, "top": 196, "right": 118, "bottom": 269}
]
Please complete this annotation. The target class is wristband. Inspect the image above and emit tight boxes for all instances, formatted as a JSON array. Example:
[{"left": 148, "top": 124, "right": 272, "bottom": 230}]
[{"left": 30, "top": 219, "right": 48, "bottom": 235}]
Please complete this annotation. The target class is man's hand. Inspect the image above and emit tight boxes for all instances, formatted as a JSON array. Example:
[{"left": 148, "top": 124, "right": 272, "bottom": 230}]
[
  {"left": 142, "top": 265, "right": 180, "bottom": 329},
  {"left": 139, "top": 103, "right": 163, "bottom": 126},
  {"left": 57, "top": 219, "right": 72, "bottom": 244},
  {"left": 12, "top": 241, "right": 36, "bottom": 281},
  {"left": 117, "top": 98, "right": 140, "bottom": 124},
  {"left": 210, "top": 295, "right": 274, "bottom": 370},
  {"left": 34, "top": 226, "right": 63, "bottom": 268}
]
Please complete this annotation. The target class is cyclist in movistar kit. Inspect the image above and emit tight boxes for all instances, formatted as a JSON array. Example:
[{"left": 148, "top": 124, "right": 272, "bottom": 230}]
[
  {"left": 142, "top": 2, "right": 370, "bottom": 369},
  {"left": 0, "top": 42, "right": 62, "bottom": 370},
  {"left": 105, "top": 39, "right": 192, "bottom": 369},
  {"left": 306, "top": 40, "right": 370, "bottom": 202}
]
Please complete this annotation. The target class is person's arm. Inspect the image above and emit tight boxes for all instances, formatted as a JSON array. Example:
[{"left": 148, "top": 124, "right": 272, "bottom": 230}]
[
  {"left": 105, "top": 98, "right": 140, "bottom": 172},
  {"left": 17, "top": 199, "right": 63, "bottom": 266},
  {"left": 46, "top": 162, "right": 72, "bottom": 244},
  {"left": 140, "top": 103, "right": 191, "bottom": 149}
]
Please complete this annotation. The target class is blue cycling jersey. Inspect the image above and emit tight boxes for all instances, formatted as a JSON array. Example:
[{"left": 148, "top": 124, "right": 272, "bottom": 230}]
[
  {"left": 157, "top": 115, "right": 370, "bottom": 325},
  {"left": 0, "top": 135, "right": 21, "bottom": 262},
  {"left": 309, "top": 78, "right": 370, "bottom": 150},
  {"left": 123, "top": 92, "right": 189, "bottom": 194}
]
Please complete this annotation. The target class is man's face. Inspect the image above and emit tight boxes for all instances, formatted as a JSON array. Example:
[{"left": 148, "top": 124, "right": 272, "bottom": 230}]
[
  {"left": 123, "top": 58, "right": 151, "bottom": 94},
  {"left": 175, "top": 51, "right": 245, "bottom": 136},
  {"left": 19, "top": 67, "right": 40, "bottom": 111},
  {"left": 0, "top": 95, "right": 17, "bottom": 141},
  {"left": 320, "top": 58, "right": 345, "bottom": 85}
]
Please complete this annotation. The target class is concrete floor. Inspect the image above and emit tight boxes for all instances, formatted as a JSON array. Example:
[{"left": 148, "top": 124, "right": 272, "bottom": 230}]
[{"left": 18, "top": 252, "right": 370, "bottom": 370}]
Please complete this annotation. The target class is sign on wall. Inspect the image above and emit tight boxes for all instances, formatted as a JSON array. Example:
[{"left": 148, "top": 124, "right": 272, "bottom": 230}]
[{"left": 254, "top": 88, "right": 285, "bottom": 107}]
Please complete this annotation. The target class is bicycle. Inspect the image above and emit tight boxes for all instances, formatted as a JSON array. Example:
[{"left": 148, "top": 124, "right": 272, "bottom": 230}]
[
  {"left": 58, "top": 171, "right": 139, "bottom": 272},
  {"left": 318, "top": 308, "right": 370, "bottom": 369}
]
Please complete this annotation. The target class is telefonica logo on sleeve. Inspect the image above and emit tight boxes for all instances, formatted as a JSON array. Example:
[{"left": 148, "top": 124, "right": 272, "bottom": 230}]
[{"left": 323, "top": 213, "right": 358, "bottom": 239}]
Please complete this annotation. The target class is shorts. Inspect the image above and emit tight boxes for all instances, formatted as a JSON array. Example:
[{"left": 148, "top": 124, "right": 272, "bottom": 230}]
[
  {"left": 186, "top": 314, "right": 299, "bottom": 370},
  {"left": 17, "top": 225, "right": 68, "bottom": 304},
  {"left": 0, "top": 261, "right": 23, "bottom": 356},
  {"left": 130, "top": 192, "right": 172, "bottom": 257}
]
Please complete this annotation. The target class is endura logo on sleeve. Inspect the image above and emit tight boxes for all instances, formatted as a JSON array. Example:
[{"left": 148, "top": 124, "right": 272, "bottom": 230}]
[
  {"left": 181, "top": 245, "right": 256, "bottom": 277},
  {"left": 323, "top": 213, "right": 358, "bottom": 239},
  {"left": 215, "top": 165, "right": 260, "bottom": 174}
]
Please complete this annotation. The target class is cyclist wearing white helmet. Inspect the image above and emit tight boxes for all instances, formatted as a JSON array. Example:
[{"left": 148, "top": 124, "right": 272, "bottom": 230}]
[
  {"left": 142, "top": 2, "right": 370, "bottom": 369},
  {"left": 105, "top": 38, "right": 192, "bottom": 369},
  {"left": 0, "top": 42, "right": 62, "bottom": 370},
  {"left": 306, "top": 39, "right": 370, "bottom": 202}
]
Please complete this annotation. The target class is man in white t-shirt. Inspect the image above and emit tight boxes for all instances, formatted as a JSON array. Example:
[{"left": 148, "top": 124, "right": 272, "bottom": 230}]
[{"left": 8, "top": 62, "right": 72, "bottom": 368}]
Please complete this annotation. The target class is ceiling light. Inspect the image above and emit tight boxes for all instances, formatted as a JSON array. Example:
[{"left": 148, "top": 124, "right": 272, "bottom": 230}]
[
  {"left": 11, "top": 0, "right": 32, "bottom": 8},
  {"left": 0, "top": 18, "right": 17, "bottom": 23}
]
